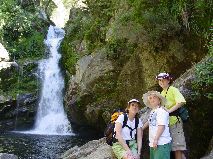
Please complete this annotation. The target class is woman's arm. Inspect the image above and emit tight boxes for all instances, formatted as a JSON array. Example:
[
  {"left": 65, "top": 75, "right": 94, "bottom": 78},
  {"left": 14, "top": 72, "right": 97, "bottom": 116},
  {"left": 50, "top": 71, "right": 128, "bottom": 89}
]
[
  {"left": 168, "top": 102, "right": 184, "bottom": 113},
  {"left": 168, "top": 87, "right": 186, "bottom": 113},
  {"left": 137, "top": 127, "right": 143, "bottom": 155},
  {"left": 142, "top": 121, "right": 149, "bottom": 131},
  {"left": 153, "top": 125, "right": 165, "bottom": 148},
  {"left": 115, "top": 122, "right": 131, "bottom": 152}
]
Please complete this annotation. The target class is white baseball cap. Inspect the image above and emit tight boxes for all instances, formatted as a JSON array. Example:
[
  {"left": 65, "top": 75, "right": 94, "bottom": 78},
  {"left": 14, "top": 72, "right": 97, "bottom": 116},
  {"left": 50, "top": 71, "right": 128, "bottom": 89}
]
[
  {"left": 156, "top": 73, "right": 171, "bottom": 80},
  {"left": 128, "top": 99, "right": 140, "bottom": 104}
]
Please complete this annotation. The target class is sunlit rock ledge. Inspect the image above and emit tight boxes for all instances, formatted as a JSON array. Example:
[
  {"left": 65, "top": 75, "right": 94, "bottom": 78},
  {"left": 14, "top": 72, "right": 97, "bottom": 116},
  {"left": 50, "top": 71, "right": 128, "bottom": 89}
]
[
  {"left": 0, "top": 61, "right": 18, "bottom": 70},
  {"left": 0, "top": 43, "right": 18, "bottom": 71},
  {"left": 0, "top": 43, "right": 9, "bottom": 62}
]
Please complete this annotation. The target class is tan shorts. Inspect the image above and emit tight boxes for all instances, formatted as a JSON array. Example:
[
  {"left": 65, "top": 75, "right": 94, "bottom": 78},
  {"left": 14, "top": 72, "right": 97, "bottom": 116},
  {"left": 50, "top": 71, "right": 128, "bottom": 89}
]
[{"left": 170, "top": 120, "right": 186, "bottom": 151}]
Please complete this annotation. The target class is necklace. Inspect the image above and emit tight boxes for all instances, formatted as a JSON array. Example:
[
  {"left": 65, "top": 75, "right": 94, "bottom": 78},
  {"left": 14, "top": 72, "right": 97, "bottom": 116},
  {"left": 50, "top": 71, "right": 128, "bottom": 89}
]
[{"left": 164, "top": 85, "right": 170, "bottom": 98}]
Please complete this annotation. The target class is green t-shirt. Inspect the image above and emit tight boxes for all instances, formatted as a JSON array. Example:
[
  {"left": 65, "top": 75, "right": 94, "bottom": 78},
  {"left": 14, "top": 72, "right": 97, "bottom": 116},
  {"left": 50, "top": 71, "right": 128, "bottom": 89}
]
[{"left": 161, "top": 86, "right": 186, "bottom": 126}]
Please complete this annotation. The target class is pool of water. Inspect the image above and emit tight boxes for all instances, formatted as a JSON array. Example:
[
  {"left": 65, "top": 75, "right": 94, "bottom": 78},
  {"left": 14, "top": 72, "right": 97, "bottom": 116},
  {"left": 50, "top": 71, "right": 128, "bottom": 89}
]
[{"left": 0, "top": 131, "right": 99, "bottom": 159}]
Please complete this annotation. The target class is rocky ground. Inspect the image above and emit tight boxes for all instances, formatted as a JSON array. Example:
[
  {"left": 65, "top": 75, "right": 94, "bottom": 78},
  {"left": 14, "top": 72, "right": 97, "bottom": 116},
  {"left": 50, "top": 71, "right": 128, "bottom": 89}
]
[
  {"left": 0, "top": 153, "right": 18, "bottom": 159},
  {"left": 60, "top": 138, "right": 116, "bottom": 159}
]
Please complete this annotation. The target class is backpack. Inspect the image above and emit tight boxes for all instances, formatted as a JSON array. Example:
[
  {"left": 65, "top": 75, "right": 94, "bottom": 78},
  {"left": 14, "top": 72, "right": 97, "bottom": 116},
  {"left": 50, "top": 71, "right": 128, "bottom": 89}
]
[
  {"left": 104, "top": 109, "right": 139, "bottom": 146},
  {"left": 169, "top": 107, "right": 189, "bottom": 122}
]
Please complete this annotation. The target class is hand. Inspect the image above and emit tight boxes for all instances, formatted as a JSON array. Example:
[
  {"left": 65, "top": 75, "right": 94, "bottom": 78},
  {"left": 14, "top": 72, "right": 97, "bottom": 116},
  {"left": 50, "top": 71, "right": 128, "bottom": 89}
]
[
  {"left": 162, "top": 106, "right": 169, "bottom": 112},
  {"left": 153, "top": 139, "right": 158, "bottom": 149},
  {"left": 134, "top": 153, "right": 140, "bottom": 159},
  {"left": 126, "top": 150, "right": 133, "bottom": 158},
  {"left": 168, "top": 109, "right": 172, "bottom": 114}
]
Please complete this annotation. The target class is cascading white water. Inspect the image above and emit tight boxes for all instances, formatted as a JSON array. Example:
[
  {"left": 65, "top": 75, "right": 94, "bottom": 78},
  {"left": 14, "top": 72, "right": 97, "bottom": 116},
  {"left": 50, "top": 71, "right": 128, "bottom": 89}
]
[{"left": 30, "top": 25, "right": 73, "bottom": 135}]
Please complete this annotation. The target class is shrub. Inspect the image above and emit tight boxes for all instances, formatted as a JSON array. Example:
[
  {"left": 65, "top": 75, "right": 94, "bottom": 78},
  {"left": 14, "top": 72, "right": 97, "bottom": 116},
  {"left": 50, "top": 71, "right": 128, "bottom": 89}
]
[{"left": 192, "top": 35, "right": 213, "bottom": 100}]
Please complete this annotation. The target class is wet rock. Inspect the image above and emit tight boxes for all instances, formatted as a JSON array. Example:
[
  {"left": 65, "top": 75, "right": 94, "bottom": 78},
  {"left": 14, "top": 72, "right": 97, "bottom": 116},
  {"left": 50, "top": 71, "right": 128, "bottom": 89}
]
[{"left": 0, "top": 93, "right": 38, "bottom": 131}]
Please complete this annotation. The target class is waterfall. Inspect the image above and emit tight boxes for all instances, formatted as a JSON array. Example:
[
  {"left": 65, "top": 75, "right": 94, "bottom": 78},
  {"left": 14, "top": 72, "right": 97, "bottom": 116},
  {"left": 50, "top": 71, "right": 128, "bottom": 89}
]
[{"left": 29, "top": 25, "right": 73, "bottom": 135}]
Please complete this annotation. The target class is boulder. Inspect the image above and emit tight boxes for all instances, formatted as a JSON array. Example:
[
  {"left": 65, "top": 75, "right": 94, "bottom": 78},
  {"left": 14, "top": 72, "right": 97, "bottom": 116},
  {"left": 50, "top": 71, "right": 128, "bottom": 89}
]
[
  {"left": 61, "top": 138, "right": 115, "bottom": 159},
  {"left": 0, "top": 93, "right": 38, "bottom": 131},
  {"left": 200, "top": 151, "right": 213, "bottom": 159},
  {"left": 64, "top": 51, "right": 114, "bottom": 126}
]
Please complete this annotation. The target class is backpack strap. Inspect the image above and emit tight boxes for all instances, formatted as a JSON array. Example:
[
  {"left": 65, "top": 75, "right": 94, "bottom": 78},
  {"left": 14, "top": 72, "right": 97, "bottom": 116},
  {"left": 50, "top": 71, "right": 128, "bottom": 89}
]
[
  {"left": 135, "top": 116, "right": 139, "bottom": 128},
  {"left": 134, "top": 116, "right": 139, "bottom": 140},
  {"left": 122, "top": 113, "right": 128, "bottom": 128},
  {"left": 123, "top": 113, "right": 139, "bottom": 139}
]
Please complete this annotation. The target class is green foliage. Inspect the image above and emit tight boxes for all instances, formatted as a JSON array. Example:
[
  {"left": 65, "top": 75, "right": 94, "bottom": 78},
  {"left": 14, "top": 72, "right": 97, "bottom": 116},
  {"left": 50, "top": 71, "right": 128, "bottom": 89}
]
[
  {"left": 62, "top": 0, "right": 212, "bottom": 83},
  {"left": 61, "top": 42, "right": 78, "bottom": 74},
  {"left": 192, "top": 35, "right": 213, "bottom": 100},
  {"left": 62, "top": 0, "right": 213, "bottom": 73},
  {"left": 61, "top": 9, "right": 86, "bottom": 75},
  {"left": 0, "top": 74, "right": 33, "bottom": 98},
  {"left": 65, "top": 9, "right": 87, "bottom": 41},
  {"left": 82, "top": 0, "right": 115, "bottom": 51},
  {"left": 0, "top": 0, "right": 47, "bottom": 97},
  {"left": 127, "top": 0, "right": 213, "bottom": 39},
  {"left": 14, "top": 31, "right": 45, "bottom": 59},
  {"left": 106, "top": 38, "right": 136, "bottom": 65},
  {"left": 1, "top": 4, "right": 33, "bottom": 41},
  {"left": 0, "top": 62, "right": 39, "bottom": 98},
  {"left": 142, "top": 7, "right": 180, "bottom": 50},
  {"left": 61, "top": 1, "right": 116, "bottom": 74},
  {"left": 189, "top": 0, "right": 213, "bottom": 37},
  {"left": 0, "top": 67, "right": 19, "bottom": 93},
  {"left": 84, "top": 18, "right": 107, "bottom": 51},
  {"left": 0, "top": 0, "right": 47, "bottom": 60},
  {"left": 84, "top": 0, "right": 115, "bottom": 20},
  {"left": 39, "top": 0, "right": 56, "bottom": 17}
]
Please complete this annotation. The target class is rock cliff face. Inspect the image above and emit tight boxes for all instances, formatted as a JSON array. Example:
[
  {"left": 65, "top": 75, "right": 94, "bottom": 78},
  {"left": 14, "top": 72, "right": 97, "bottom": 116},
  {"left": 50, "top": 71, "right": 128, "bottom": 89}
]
[
  {"left": 64, "top": 40, "right": 206, "bottom": 129},
  {"left": 63, "top": 3, "right": 207, "bottom": 130},
  {"left": 64, "top": 51, "right": 114, "bottom": 128}
]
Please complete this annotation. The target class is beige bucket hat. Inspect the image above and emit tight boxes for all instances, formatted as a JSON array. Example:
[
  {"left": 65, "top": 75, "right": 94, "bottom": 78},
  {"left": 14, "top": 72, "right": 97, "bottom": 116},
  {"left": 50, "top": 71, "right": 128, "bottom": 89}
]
[{"left": 142, "top": 91, "right": 166, "bottom": 108}]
